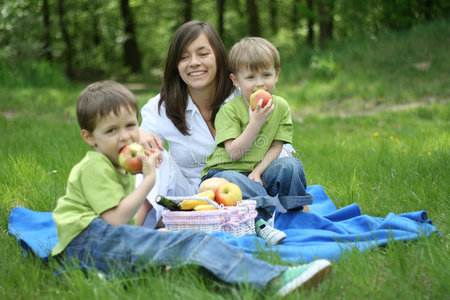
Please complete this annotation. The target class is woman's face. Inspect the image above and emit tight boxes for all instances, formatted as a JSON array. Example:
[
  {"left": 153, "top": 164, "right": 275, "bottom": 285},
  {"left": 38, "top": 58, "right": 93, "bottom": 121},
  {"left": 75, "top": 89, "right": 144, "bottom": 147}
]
[{"left": 177, "top": 33, "right": 218, "bottom": 93}]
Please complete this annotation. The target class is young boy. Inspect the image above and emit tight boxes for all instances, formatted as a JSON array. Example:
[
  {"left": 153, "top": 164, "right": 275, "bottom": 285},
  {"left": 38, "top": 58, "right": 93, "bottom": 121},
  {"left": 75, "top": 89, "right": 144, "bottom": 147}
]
[
  {"left": 201, "top": 37, "right": 313, "bottom": 246},
  {"left": 51, "top": 80, "right": 331, "bottom": 296}
]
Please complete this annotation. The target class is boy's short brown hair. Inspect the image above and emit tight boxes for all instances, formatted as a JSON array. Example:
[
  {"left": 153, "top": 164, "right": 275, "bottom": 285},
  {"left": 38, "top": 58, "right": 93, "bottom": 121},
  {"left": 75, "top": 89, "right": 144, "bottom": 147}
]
[
  {"left": 228, "top": 37, "right": 281, "bottom": 74},
  {"left": 76, "top": 80, "right": 139, "bottom": 132}
]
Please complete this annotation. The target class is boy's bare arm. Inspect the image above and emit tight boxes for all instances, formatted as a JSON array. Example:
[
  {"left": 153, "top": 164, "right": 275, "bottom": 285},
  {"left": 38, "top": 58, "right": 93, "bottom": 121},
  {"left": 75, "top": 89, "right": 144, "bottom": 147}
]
[
  {"left": 101, "top": 150, "right": 161, "bottom": 226},
  {"left": 248, "top": 140, "right": 283, "bottom": 184},
  {"left": 223, "top": 121, "right": 262, "bottom": 160},
  {"left": 135, "top": 200, "right": 153, "bottom": 226},
  {"left": 224, "top": 100, "right": 274, "bottom": 160}
]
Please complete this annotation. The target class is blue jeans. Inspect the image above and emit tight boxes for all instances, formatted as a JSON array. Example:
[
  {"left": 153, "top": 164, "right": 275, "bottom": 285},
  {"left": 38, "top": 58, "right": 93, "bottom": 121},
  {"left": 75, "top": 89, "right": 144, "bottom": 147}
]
[
  {"left": 61, "top": 218, "right": 286, "bottom": 288},
  {"left": 203, "top": 157, "right": 313, "bottom": 220}
]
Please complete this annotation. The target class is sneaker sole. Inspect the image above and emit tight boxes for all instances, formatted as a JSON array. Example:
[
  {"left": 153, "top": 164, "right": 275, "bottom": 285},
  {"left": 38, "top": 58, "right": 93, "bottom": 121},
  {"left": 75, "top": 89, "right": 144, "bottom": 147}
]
[
  {"left": 266, "top": 232, "right": 287, "bottom": 247},
  {"left": 276, "top": 259, "right": 332, "bottom": 297}
]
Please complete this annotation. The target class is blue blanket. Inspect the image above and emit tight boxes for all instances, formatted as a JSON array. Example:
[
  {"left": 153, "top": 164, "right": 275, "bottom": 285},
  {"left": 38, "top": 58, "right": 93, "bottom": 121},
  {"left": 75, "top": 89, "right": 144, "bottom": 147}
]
[{"left": 8, "top": 185, "right": 439, "bottom": 263}]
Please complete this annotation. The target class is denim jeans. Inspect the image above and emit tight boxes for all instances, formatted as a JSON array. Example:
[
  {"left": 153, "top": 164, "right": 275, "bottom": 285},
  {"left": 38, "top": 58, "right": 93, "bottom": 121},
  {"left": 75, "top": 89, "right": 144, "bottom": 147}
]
[
  {"left": 61, "top": 218, "right": 286, "bottom": 288},
  {"left": 203, "top": 157, "right": 313, "bottom": 220}
]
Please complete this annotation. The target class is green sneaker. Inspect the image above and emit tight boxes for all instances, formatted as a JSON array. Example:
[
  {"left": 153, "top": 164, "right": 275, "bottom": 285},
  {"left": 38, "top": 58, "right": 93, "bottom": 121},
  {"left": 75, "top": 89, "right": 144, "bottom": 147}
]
[{"left": 271, "top": 259, "right": 332, "bottom": 297}]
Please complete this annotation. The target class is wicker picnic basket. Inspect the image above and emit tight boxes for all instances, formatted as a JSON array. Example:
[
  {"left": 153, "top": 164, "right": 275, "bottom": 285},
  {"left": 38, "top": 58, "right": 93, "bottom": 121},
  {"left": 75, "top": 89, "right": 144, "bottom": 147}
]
[{"left": 162, "top": 200, "right": 257, "bottom": 237}]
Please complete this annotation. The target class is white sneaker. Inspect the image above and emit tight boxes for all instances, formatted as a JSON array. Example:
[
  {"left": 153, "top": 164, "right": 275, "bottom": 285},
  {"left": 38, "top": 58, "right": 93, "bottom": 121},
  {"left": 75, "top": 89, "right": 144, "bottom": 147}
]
[
  {"left": 255, "top": 219, "right": 286, "bottom": 246},
  {"left": 271, "top": 259, "right": 332, "bottom": 297}
]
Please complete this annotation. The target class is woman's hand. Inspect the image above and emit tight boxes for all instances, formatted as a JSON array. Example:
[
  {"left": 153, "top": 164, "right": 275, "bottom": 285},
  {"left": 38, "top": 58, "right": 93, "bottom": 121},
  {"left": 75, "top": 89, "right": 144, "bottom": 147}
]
[{"left": 139, "top": 129, "right": 164, "bottom": 151}]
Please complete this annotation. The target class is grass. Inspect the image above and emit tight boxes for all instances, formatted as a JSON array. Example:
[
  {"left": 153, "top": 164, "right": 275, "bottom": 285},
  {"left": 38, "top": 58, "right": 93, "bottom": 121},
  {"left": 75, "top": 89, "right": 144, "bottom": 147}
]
[
  {"left": 278, "top": 18, "right": 450, "bottom": 112},
  {"left": 1, "top": 20, "right": 449, "bottom": 299}
]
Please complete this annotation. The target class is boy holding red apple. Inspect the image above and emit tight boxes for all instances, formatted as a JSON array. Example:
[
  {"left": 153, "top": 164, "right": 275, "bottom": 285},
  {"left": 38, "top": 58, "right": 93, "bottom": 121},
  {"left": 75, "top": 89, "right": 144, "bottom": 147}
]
[
  {"left": 51, "top": 80, "right": 331, "bottom": 297},
  {"left": 201, "top": 37, "right": 313, "bottom": 246}
]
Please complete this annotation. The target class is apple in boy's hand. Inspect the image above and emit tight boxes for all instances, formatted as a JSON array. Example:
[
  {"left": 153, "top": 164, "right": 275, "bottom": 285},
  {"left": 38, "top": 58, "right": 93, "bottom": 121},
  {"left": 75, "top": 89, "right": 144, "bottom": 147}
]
[
  {"left": 119, "top": 143, "right": 145, "bottom": 174},
  {"left": 249, "top": 89, "right": 272, "bottom": 110},
  {"left": 215, "top": 182, "right": 242, "bottom": 206}
]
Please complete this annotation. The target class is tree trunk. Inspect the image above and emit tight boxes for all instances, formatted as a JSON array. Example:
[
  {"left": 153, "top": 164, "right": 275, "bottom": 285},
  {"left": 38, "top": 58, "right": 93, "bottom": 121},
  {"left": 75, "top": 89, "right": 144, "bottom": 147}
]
[
  {"left": 184, "top": 0, "right": 192, "bottom": 23},
  {"left": 120, "top": 0, "right": 141, "bottom": 72},
  {"left": 92, "top": 1, "right": 101, "bottom": 46},
  {"left": 246, "top": 0, "right": 260, "bottom": 36},
  {"left": 306, "top": 0, "right": 314, "bottom": 47},
  {"left": 218, "top": 0, "right": 225, "bottom": 38},
  {"left": 43, "top": 0, "right": 52, "bottom": 61},
  {"left": 292, "top": 0, "right": 300, "bottom": 43},
  {"left": 318, "top": 0, "right": 334, "bottom": 49},
  {"left": 269, "top": 0, "right": 278, "bottom": 35},
  {"left": 57, "top": 0, "right": 74, "bottom": 77}
]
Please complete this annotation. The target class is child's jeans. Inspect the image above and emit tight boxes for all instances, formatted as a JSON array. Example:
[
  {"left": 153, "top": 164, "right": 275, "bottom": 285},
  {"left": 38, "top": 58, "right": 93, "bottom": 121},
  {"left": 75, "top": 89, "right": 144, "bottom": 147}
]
[
  {"left": 61, "top": 218, "right": 286, "bottom": 287},
  {"left": 203, "top": 157, "right": 313, "bottom": 220}
]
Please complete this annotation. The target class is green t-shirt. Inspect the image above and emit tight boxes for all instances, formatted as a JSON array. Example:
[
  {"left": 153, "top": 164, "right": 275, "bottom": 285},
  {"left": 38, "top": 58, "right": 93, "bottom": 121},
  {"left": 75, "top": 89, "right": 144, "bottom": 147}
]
[
  {"left": 51, "top": 151, "right": 135, "bottom": 256},
  {"left": 201, "top": 94, "right": 292, "bottom": 177}
]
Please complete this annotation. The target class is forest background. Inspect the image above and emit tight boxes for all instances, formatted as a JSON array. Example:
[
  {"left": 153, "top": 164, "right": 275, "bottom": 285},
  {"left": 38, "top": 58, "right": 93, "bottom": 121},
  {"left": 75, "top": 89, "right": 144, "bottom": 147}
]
[
  {"left": 1, "top": 1, "right": 449, "bottom": 299},
  {"left": 1, "top": 0, "right": 449, "bottom": 82}
]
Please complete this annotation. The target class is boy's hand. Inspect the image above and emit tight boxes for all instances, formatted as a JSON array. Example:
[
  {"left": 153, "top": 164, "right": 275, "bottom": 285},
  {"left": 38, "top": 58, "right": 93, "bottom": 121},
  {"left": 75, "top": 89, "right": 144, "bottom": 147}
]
[
  {"left": 248, "top": 170, "right": 263, "bottom": 186},
  {"left": 139, "top": 149, "right": 162, "bottom": 177},
  {"left": 248, "top": 98, "right": 274, "bottom": 128}
]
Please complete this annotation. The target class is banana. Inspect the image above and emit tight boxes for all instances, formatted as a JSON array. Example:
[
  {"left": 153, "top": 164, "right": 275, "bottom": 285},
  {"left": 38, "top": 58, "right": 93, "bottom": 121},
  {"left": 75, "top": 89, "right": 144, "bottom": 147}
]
[
  {"left": 180, "top": 199, "right": 211, "bottom": 210},
  {"left": 193, "top": 190, "right": 215, "bottom": 200},
  {"left": 193, "top": 204, "right": 218, "bottom": 211}
]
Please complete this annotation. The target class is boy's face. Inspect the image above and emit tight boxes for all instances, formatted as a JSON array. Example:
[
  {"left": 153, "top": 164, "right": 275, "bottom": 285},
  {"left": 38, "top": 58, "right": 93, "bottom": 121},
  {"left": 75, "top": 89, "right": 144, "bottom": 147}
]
[
  {"left": 230, "top": 65, "right": 280, "bottom": 104},
  {"left": 81, "top": 106, "right": 140, "bottom": 171}
]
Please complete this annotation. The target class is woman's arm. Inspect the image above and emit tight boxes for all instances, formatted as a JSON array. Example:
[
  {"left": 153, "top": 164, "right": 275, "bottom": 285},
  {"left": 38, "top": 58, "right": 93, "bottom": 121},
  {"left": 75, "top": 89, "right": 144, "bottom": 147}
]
[{"left": 139, "top": 128, "right": 164, "bottom": 151}]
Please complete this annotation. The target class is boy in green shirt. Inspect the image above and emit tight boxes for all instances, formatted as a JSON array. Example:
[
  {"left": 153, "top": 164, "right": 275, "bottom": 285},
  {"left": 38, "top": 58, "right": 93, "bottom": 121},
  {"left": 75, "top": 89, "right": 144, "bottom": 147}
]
[
  {"left": 202, "top": 37, "right": 313, "bottom": 246},
  {"left": 51, "top": 80, "right": 331, "bottom": 296}
]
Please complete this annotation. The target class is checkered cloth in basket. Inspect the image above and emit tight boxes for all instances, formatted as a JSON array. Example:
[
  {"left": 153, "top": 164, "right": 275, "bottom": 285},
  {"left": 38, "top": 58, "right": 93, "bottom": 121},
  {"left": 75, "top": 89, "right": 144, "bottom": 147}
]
[{"left": 162, "top": 200, "right": 257, "bottom": 237}]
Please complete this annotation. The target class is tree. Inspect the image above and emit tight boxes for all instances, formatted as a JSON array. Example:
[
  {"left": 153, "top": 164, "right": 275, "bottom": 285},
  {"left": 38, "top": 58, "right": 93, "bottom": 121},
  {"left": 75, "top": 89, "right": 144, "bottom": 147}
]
[
  {"left": 246, "top": 0, "right": 260, "bottom": 36},
  {"left": 318, "top": 0, "right": 334, "bottom": 49},
  {"left": 58, "top": 0, "right": 74, "bottom": 77},
  {"left": 292, "top": 0, "right": 300, "bottom": 43},
  {"left": 120, "top": 0, "right": 141, "bottom": 73},
  {"left": 269, "top": 0, "right": 278, "bottom": 35},
  {"left": 184, "top": 0, "right": 192, "bottom": 23},
  {"left": 91, "top": 0, "right": 101, "bottom": 46},
  {"left": 306, "top": 0, "right": 315, "bottom": 47},
  {"left": 218, "top": 0, "right": 225, "bottom": 38},
  {"left": 42, "top": 0, "right": 52, "bottom": 61}
]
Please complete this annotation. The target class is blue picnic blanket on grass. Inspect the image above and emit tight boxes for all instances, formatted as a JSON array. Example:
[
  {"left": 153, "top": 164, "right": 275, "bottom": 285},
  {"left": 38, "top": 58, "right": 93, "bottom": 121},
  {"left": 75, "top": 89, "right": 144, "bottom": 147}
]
[{"left": 8, "top": 185, "right": 439, "bottom": 263}]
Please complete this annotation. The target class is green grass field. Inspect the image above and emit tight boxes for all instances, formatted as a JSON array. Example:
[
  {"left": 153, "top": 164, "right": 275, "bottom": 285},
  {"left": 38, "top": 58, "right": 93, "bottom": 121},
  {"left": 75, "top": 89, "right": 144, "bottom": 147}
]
[{"left": 1, "top": 20, "right": 449, "bottom": 299}]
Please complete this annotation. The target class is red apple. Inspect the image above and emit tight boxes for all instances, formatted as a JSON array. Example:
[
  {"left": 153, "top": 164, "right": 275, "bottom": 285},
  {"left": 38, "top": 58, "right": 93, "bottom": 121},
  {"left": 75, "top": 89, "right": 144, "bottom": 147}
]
[
  {"left": 249, "top": 89, "right": 272, "bottom": 110},
  {"left": 215, "top": 182, "right": 242, "bottom": 206},
  {"left": 119, "top": 143, "right": 144, "bottom": 174}
]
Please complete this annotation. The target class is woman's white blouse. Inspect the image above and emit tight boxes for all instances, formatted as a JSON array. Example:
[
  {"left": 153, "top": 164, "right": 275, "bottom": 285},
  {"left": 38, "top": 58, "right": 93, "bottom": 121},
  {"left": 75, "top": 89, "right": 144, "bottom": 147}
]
[{"left": 140, "top": 93, "right": 220, "bottom": 187}]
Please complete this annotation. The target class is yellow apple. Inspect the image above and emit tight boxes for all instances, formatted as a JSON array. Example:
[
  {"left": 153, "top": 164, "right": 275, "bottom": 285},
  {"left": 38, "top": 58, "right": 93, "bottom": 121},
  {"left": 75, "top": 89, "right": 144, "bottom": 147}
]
[
  {"left": 199, "top": 177, "right": 229, "bottom": 193},
  {"left": 215, "top": 182, "right": 242, "bottom": 206}
]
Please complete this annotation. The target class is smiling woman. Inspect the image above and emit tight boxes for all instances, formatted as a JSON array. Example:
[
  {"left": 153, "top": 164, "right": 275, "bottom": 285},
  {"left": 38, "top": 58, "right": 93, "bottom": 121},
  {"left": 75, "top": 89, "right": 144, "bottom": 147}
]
[
  {"left": 136, "top": 20, "right": 236, "bottom": 228},
  {"left": 177, "top": 33, "right": 218, "bottom": 95}
]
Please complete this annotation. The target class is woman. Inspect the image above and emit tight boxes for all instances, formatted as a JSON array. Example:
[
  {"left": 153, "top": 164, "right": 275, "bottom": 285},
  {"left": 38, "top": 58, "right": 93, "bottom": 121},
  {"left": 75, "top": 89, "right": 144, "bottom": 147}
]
[
  {"left": 137, "top": 20, "right": 295, "bottom": 228},
  {"left": 135, "top": 20, "right": 235, "bottom": 227}
]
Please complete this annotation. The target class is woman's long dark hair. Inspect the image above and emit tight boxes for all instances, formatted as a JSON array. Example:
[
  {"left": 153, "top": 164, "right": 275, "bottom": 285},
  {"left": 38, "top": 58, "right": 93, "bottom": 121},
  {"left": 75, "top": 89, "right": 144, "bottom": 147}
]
[{"left": 159, "top": 20, "right": 234, "bottom": 135}]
